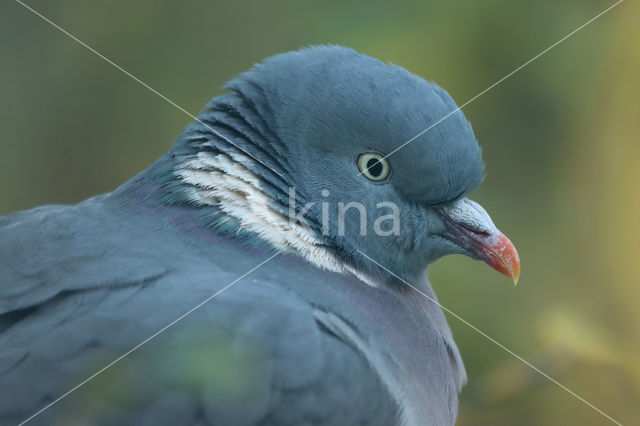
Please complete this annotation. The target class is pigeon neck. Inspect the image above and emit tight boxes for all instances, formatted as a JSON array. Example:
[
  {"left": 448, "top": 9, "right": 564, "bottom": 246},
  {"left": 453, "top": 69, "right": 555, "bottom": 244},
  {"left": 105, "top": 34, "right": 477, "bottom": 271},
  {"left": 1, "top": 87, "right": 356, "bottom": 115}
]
[{"left": 167, "top": 147, "right": 382, "bottom": 286}]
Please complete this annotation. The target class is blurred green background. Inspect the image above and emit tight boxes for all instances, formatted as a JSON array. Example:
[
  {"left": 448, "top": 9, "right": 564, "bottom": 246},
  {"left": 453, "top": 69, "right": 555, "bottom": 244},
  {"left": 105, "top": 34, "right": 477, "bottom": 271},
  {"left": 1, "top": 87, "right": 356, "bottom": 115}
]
[{"left": 1, "top": 0, "right": 638, "bottom": 424}]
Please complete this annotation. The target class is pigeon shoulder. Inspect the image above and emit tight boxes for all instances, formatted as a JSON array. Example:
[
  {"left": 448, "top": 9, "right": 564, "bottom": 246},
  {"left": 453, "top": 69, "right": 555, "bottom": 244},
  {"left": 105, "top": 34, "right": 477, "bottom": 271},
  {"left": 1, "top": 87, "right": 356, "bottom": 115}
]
[{"left": 0, "top": 195, "right": 169, "bottom": 315}]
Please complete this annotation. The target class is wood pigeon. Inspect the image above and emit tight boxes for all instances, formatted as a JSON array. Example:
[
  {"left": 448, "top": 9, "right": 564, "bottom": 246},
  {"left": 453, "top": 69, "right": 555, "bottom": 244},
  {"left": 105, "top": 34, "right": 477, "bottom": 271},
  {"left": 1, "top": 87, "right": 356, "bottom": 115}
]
[{"left": 0, "top": 46, "right": 519, "bottom": 425}]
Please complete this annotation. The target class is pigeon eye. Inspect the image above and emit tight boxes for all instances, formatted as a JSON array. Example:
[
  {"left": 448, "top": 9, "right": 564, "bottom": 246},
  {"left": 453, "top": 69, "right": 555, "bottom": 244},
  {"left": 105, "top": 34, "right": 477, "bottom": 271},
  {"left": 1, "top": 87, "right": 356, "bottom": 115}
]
[{"left": 357, "top": 153, "right": 390, "bottom": 181}]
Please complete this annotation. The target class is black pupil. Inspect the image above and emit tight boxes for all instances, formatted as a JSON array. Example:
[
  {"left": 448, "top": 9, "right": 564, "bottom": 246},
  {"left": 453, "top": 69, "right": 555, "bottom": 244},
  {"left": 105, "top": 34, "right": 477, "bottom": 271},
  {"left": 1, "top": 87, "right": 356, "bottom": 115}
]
[{"left": 366, "top": 158, "right": 383, "bottom": 177}]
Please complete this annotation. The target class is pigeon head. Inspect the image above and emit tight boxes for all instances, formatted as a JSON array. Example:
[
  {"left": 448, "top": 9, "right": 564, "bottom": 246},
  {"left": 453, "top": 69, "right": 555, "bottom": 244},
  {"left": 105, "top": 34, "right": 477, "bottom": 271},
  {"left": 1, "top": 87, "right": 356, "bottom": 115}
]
[{"left": 163, "top": 45, "right": 519, "bottom": 287}]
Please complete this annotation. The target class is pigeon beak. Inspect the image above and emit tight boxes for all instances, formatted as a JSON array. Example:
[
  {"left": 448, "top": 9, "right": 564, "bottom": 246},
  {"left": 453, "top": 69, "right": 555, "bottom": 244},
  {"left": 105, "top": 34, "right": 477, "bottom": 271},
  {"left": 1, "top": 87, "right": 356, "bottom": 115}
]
[
  {"left": 470, "top": 232, "right": 520, "bottom": 284},
  {"left": 436, "top": 198, "right": 520, "bottom": 284}
]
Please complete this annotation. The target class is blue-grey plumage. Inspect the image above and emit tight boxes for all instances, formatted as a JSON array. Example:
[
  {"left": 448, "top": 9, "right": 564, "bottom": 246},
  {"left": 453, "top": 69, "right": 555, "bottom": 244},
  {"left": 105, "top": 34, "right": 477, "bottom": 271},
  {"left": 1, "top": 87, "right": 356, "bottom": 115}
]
[{"left": 0, "top": 45, "right": 519, "bottom": 425}]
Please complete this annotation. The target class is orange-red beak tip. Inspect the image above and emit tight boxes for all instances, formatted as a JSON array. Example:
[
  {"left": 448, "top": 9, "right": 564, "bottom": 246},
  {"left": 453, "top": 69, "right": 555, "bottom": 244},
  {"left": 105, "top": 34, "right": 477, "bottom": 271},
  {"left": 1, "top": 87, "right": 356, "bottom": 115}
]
[
  {"left": 512, "top": 263, "right": 520, "bottom": 286},
  {"left": 484, "top": 233, "right": 520, "bottom": 285}
]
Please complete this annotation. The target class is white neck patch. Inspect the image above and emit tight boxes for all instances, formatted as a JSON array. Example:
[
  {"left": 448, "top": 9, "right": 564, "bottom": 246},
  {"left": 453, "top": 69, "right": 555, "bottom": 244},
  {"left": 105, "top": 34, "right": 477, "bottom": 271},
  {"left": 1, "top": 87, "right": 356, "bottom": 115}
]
[{"left": 175, "top": 151, "right": 378, "bottom": 287}]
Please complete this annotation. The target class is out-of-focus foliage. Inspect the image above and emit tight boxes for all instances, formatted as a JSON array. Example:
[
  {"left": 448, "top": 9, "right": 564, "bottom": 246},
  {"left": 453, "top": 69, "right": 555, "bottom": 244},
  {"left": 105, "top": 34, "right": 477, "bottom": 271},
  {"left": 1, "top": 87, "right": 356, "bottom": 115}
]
[
  {"left": 52, "top": 328, "right": 268, "bottom": 426},
  {"left": 1, "top": 1, "right": 637, "bottom": 424}
]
